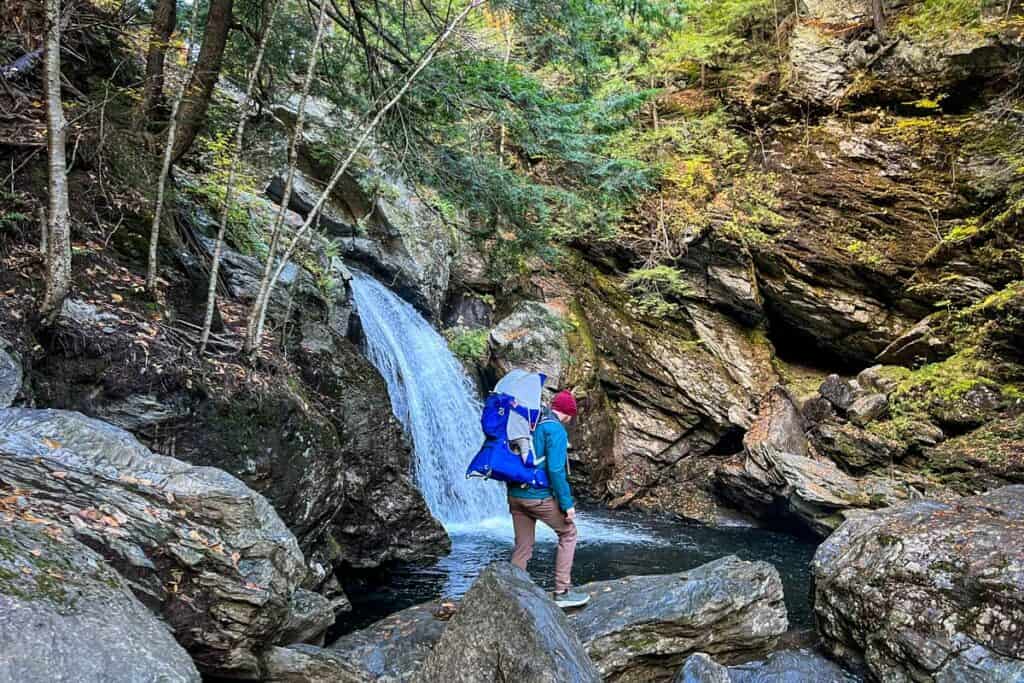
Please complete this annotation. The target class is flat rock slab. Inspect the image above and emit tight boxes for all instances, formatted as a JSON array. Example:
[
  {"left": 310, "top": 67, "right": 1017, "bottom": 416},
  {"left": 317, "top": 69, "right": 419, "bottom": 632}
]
[
  {"left": 419, "top": 562, "right": 600, "bottom": 683},
  {"left": 676, "top": 650, "right": 860, "bottom": 682},
  {"left": 0, "top": 518, "right": 200, "bottom": 683},
  {"left": 329, "top": 600, "right": 447, "bottom": 681},
  {"left": 813, "top": 485, "right": 1024, "bottom": 682},
  {"left": 570, "top": 555, "right": 788, "bottom": 682}
]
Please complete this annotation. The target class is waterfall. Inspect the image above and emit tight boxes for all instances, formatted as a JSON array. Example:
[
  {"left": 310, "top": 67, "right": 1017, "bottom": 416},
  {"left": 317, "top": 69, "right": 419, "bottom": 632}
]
[{"left": 349, "top": 271, "right": 506, "bottom": 526}]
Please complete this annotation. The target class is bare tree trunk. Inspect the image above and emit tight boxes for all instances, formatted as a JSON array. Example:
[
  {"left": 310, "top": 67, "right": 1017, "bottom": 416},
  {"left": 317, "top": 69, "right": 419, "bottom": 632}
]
[
  {"left": 244, "top": 0, "right": 486, "bottom": 355},
  {"left": 140, "top": 0, "right": 177, "bottom": 121},
  {"left": 241, "top": 0, "right": 331, "bottom": 356},
  {"left": 871, "top": 0, "right": 885, "bottom": 39},
  {"left": 39, "top": 0, "right": 72, "bottom": 324},
  {"left": 198, "top": 0, "right": 279, "bottom": 355},
  {"left": 145, "top": 0, "right": 201, "bottom": 294},
  {"left": 170, "top": 0, "right": 234, "bottom": 163}
]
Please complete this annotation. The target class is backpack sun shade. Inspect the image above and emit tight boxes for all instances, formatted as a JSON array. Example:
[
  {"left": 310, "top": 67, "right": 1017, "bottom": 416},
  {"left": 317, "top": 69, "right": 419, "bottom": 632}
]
[{"left": 466, "top": 369, "right": 551, "bottom": 488}]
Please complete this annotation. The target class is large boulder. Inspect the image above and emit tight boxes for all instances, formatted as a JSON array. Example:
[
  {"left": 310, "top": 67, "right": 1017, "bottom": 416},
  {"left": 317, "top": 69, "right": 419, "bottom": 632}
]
[
  {"left": 675, "top": 649, "right": 859, "bottom": 683},
  {"left": 0, "top": 517, "right": 201, "bottom": 683},
  {"left": 329, "top": 600, "right": 447, "bottom": 681},
  {"left": 28, "top": 298, "right": 448, "bottom": 573},
  {"left": 813, "top": 486, "right": 1024, "bottom": 681},
  {"left": 716, "top": 387, "right": 910, "bottom": 537},
  {"left": 0, "top": 408, "right": 311, "bottom": 677},
  {"left": 418, "top": 563, "right": 601, "bottom": 683},
  {"left": 569, "top": 556, "right": 788, "bottom": 682}
]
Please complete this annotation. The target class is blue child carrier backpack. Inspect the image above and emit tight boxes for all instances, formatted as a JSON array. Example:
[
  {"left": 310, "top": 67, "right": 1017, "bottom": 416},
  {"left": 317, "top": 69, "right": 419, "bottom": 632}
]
[{"left": 466, "top": 384, "right": 551, "bottom": 489}]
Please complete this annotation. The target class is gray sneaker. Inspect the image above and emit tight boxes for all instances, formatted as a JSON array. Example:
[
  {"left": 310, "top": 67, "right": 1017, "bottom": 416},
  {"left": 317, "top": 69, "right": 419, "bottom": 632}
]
[{"left": 553, "top": 589, "right": 590, "bottom": 608}]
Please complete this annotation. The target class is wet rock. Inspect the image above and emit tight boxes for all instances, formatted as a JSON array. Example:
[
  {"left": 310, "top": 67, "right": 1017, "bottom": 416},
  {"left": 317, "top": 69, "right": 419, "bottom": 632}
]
[
  {"left": 260, "top": 645, "right": 371, "bottom": 682},
  {"left": 275, "top": 589, "right": 335, "bottom": 646},
  {"left": 419, "top": 563, "right": 600, "bottom": 683},
  {"left": 443, "top": 292, "right": 493, "bottom": 329},
  {"left": 329, "top": 600, "right": 447, "bottom": 681},
  {"left": 342, "top": 237, "right": 436, "bottom": 316},
  {"left": 489, "top": 301, "right": 570, "bottom": 389},
  {"left": 813, "top": 486, "right": 1024, "bottom": 682},
  {"left": 0, "top": 408, "right": 309, "bottom": 677},
  {"left": 0, "top": 518, "right": 201, "bottom": 683},
  {"left": 809, "top": 421, "right": 904, "bottom": 472},
  {"left": 675, "top": 649, "right": 860, "bottom": 682},
  {"left": 569, "top": 556, "right": 788, "bottom": 682},
  {"left": 716, "top": 387, "right": 909, "bottom": 537},
  {"left": 0, "top": 336, "right": 21, "bottom": 407},
  {"left": 877, "top": 313, "right": 953, "bottom": 366},
  {"left": 819, "top": 375, "right": 858, "bottom": 413},
  {"left": 846, "top": 393, "right": 888, "bottom": 426},
  {"left": 288, "top": 335, "right": 449, "bottom": 569}
]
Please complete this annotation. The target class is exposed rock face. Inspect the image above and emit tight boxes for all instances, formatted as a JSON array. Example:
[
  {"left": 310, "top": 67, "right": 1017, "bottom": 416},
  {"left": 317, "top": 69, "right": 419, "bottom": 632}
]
[
  {"left": 0, "top": 518, "right": 201, "bottom": 683},
  {"left": 0, "top": 408, "right": 310, "bottom": 677},
  {"left": 569, "top": 556, "right": 788, "bottom": 682},
  {"left": 813, "top": 486, "right": 1024, "bottom": 681},
  {"left": 329, "top": 600, "right": 446, "bottom": 681},
  {"left": 489, "top": 300, "right": 570, "bottom": 389},
  {"left": 568, "top": 273, "right": 777, "bottom": 523},
  {"left": 788, "top": 0, "right": 1017, "bottom": 107},
  {"left": 419, "top": 563, "right": 601, "bottom": 683},
  {"left": 0, "top": 336, "right": 21, "bottom": 407},
  {"left": 675, "top": 649, "right": 859, "bottom": 683},
  {"left": 716, "top": 387, "right": 909, "bottom": 537},
  {"left": 269, "top": 96, "right": 454, "bottom": 318}
]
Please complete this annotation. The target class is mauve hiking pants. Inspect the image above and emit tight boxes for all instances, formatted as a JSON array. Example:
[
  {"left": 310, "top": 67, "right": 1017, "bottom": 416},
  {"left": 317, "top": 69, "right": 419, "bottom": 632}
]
[{"left": 508, "top": 496, "right": 578, "bottom": 593}]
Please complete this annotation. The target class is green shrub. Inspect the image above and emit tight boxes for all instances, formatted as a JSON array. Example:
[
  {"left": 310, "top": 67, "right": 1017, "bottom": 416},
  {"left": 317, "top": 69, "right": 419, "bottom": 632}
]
[{"left": 446, "top": 327, "right": 490, "bottom": 362}]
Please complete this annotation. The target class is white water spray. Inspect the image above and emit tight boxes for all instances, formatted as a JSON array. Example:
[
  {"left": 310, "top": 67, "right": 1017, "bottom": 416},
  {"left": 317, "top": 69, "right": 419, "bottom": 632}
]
[
  {"left": 350, "top": 271, "right": 506, "bottom": 525},
  {"left": 351, "top": 270, "right": 661, "bottom": 545}
]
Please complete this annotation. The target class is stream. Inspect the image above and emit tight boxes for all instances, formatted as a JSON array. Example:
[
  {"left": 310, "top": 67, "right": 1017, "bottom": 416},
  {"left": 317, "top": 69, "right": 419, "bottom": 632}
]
[
  {"left": 335, "top": 507, "right": 817, "bottom": 635},
  {"left": 346, "top": 271, "right": 818, "bottom": 638}
]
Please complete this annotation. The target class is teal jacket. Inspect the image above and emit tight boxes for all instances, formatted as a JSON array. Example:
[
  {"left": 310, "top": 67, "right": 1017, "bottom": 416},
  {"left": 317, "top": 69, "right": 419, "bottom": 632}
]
[{"left": 507, "top": 411, "right": 574, "bottom": 512}]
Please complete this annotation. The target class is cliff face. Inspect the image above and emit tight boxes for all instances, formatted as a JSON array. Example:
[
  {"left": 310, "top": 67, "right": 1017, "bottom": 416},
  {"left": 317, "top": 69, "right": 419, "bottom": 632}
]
[{"left": 448, "top": 0, "right": 1024, "bottom": 525}]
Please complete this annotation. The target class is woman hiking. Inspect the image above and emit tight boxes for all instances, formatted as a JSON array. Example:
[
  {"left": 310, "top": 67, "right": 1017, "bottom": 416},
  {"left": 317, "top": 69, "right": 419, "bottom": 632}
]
[{"left": 507, "top": 390, "right": 590, "bottom": 608}]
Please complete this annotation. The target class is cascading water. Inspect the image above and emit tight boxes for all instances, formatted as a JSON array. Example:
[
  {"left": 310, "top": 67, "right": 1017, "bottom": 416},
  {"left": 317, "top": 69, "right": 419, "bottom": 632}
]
[{"left": 350, "top": 270, "right": 506, "bottom": 525}]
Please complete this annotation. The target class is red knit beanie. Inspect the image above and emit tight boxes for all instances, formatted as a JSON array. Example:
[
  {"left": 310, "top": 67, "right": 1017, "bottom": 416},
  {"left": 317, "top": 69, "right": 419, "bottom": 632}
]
[{"left": 551, "top": 390, "right": 578, "bottom": 417}]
